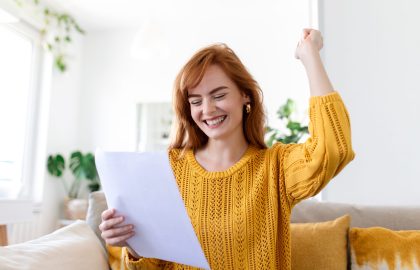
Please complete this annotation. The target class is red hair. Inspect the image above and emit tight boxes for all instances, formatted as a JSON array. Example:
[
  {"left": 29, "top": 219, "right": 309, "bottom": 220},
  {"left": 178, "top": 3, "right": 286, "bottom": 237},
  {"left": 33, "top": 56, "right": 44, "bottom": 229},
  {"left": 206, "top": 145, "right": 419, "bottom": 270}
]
[{"left": 169, "top": 43, "right": 266, "bottom": 152}]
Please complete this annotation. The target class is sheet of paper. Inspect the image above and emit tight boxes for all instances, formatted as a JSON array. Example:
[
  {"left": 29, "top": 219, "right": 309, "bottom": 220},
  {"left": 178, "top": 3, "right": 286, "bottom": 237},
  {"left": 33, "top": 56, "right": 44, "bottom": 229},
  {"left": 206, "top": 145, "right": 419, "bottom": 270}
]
[{"left": 95, "top": 150, "right": 210, "bottom": 269}]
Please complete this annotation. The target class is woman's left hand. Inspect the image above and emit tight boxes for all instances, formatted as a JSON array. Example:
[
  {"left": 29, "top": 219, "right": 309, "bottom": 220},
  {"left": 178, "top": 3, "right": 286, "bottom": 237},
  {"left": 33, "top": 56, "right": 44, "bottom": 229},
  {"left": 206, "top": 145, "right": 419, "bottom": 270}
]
[{"left": 294, "top": 28, "right": 324, "bottom": 62}]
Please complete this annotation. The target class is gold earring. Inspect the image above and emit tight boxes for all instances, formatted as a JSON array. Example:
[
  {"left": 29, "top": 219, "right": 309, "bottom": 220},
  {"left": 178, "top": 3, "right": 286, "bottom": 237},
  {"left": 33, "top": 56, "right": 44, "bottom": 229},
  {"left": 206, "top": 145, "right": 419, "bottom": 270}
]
[{"left": 246, "top": 103, "right": 251, "bottom": 113}]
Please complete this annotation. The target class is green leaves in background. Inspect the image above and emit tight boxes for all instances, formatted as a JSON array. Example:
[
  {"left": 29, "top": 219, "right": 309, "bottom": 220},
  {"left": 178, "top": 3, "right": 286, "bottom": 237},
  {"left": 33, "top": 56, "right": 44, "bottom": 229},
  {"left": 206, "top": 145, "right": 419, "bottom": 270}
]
[
  {"left": 69, "top": 151, "right": 98, "bottom": 181},
  {"left": 47, "top": 154, "right": 65, "bottom": 177},
  {"left": 277, "top": 99, "right": 295, "bottom": 119},
  {"left": 46, "top": 151, "right": 100, "bottom": 198},
  {"left": 14, "top": 0, "right": 85, "bottom": 73},
  {"left": 55, "top": 55, "right": 66, "bottom": 72},
  {"left": 265, "top": 98, "right": 309, "bottom": 146}
]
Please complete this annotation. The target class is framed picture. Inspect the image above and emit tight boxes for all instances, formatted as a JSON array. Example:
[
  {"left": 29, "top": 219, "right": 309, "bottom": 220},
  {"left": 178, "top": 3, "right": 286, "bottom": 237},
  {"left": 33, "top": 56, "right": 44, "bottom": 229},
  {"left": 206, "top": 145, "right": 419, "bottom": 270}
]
[{"left": 136, "top": 102, "right": 172, "bottom": 152}]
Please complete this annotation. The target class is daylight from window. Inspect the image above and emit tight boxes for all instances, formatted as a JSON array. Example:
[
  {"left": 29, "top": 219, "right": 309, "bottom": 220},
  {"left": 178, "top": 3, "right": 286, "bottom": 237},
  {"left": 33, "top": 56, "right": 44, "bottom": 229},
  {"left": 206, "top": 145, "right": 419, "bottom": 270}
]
[{"left": 0, "top": 24, "right": 33, "bottom": 198}]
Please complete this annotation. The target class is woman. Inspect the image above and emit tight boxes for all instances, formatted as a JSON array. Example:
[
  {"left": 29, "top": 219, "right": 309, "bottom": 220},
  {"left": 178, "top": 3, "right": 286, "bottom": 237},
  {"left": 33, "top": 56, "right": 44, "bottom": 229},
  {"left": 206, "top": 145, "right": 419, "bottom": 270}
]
[{"left": 100, "top": 29, "right": 355, "bottom": 270}]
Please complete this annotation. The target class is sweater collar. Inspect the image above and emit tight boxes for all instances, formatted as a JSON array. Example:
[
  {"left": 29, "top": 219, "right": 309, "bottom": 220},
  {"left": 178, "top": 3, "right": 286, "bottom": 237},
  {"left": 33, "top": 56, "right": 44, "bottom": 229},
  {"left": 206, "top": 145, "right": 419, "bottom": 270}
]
[{"left": 186, "top": 144, "right": 260, "bottom": 178}]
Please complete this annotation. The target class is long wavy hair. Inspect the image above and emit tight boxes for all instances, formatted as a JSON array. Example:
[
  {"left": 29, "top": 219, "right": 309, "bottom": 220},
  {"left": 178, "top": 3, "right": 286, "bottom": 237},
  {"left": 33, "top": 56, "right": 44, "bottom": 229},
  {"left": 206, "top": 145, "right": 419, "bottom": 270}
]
[{"left": 169, "top": 43, "right": 266, "bottom": 152}]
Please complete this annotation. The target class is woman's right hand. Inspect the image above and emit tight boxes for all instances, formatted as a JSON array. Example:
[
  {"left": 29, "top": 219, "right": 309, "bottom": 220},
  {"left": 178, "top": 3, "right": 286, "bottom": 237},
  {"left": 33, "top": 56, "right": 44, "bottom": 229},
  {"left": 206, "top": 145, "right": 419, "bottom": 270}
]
[{"left": 99, "top": 208, "right": 135, "bottom": 247}]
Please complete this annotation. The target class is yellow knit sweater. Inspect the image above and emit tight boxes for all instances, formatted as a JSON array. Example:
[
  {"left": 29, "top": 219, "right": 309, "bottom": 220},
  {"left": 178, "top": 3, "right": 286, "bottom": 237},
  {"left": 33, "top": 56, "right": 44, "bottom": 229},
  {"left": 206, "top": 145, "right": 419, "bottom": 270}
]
[{"left": 108, "top": 91, "right": 355, "bottom": 270}]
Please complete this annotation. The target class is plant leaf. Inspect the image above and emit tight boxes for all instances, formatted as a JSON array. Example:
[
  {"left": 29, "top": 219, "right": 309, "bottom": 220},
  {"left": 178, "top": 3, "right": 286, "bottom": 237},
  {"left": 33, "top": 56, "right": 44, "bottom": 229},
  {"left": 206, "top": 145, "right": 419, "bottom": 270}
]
[
  {"left": 69, "top": 151, "right": 98, "bottom": 182},
  {"left": 47, "top": 154, "right": 65, "bottom": 177},
  {"left": 277, "top": 99, "right": 295, "bottom": 119},
  {"left": 280, "top": 134, "right": 299, "bottom": 144},
  {"left": 88, "top": 181, "right": 100, "bottom": 192},
  {"left": 300, "top": 126, "right": 309, "bottom": 133},
  {"left": 55, "top": 56, "right": 66, "bottom": 72},
  {"left": 69, "top": 151, "right": 84, "bottom": 179}
]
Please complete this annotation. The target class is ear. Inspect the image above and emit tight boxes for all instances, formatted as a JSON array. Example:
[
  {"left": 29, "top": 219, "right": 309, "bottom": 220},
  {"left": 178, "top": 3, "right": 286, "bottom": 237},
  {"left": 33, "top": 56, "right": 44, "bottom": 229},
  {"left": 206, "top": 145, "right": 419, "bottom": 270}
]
[{"left": 242, "top": 93, "right": 251, "bottom": 103}]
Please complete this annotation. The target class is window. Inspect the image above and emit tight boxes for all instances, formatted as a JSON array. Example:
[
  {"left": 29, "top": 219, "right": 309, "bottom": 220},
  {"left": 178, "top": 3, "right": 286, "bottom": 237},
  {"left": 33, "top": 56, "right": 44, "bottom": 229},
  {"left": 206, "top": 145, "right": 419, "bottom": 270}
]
[{"left": 0, "top": 18, "right": 43, "bottom": 199}]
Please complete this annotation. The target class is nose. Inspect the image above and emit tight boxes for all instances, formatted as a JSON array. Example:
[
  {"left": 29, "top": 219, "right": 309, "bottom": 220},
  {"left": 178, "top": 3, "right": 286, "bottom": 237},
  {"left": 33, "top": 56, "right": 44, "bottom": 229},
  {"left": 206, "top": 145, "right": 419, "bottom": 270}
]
[{"left": 203, "top": 98, "right": 216, "bottom": 115}]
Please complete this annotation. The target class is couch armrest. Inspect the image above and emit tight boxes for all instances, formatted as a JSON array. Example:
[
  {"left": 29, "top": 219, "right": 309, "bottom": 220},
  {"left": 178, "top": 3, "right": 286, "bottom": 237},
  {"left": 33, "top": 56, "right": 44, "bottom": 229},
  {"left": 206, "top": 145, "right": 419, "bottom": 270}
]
[{"left": 86, "top": 191, "right": 108, "bottom": 249}]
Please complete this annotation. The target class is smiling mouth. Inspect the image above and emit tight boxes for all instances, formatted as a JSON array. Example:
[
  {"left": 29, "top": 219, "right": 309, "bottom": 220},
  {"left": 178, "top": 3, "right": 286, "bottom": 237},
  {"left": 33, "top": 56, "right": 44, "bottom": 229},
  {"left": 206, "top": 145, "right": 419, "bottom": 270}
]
[{"left": 204, "top": 115, "right": 227, "bottom": 127}]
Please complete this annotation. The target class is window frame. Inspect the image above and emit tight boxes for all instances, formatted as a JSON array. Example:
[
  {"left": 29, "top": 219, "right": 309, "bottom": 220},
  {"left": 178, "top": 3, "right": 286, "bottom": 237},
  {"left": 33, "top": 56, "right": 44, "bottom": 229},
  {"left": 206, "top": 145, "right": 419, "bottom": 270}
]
[{"left": 0, "top": 19, "right": 46, "bottom": 200}]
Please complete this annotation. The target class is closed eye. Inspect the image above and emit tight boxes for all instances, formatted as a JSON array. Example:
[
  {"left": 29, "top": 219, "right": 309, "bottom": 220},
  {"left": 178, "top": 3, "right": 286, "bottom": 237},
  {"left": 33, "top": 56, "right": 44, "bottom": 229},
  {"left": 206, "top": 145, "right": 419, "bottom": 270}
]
[
  {"left": 190, "top": 99, "right": 202, "bottom": 106},
  {"left": 214, "top": 93, "right": 226, "bottom": 100}
]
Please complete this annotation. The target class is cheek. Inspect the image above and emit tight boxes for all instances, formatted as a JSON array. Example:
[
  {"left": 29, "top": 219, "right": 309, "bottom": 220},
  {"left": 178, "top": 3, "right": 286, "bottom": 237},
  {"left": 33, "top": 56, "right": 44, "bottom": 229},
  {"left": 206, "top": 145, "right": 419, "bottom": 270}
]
[
  {"left": 190, "top": 107, "right": 201, "bottom": 124},
  {"left": 225, "top": 102, "right": 243, "bottom": 117}
]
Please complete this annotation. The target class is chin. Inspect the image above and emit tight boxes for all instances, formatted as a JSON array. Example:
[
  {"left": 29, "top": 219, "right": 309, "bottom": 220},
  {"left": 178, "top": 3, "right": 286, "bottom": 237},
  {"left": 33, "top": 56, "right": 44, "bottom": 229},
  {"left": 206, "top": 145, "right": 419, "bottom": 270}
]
[{"left": 205, "top": 132, "right": 229, "bottom": 141}]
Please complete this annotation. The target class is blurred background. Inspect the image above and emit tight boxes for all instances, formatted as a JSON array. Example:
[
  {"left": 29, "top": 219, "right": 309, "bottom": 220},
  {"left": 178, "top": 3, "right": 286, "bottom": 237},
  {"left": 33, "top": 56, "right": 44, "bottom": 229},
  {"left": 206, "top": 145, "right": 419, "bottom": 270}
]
[{"left": 0, "top": 0, "right": 419, "bottom": 244}]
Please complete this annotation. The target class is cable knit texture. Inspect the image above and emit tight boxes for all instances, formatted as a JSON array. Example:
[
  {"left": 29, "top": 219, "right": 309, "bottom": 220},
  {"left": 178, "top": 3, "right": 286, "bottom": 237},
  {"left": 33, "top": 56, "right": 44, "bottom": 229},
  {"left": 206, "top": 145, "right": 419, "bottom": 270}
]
[{"left": 108, "top": 91, "right": 355, "bottom": 270}]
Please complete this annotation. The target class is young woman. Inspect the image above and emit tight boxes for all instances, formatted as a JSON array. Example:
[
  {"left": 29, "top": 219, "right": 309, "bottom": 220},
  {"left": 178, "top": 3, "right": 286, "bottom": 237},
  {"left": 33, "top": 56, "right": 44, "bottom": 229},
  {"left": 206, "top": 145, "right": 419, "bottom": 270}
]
[{"left": 99, "top": 29, "right": 355, "bottom": 270}]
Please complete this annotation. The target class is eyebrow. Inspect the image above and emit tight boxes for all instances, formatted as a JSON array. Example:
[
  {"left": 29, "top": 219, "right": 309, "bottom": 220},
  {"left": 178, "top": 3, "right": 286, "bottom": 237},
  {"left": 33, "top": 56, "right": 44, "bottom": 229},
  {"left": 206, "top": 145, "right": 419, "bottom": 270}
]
[{"left": 187, "top": 86, "right": 228, "bottom": 98}]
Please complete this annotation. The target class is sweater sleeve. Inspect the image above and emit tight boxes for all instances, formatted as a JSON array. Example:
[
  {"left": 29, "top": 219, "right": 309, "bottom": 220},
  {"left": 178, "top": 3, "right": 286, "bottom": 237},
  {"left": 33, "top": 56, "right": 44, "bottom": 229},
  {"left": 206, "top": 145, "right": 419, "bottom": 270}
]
[
  {"left": 108, "top": 245, "right": 167, "bottom": 270},
  {"left": 282, "top": 91, "right": 355, "bottom": 207}
]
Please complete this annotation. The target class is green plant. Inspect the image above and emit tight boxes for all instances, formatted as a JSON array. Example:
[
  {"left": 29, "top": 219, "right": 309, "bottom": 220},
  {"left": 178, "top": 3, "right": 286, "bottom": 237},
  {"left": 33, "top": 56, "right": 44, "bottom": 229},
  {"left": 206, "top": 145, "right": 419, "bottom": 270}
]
[
  {"left": 265, "top": 99, "right": 309, "bottom": 146},
  {"left": 47, "top": 151, "right": 100, "bottom": 198},
  {"left": 14, "top": 0, "right": 85, "bottom": 72}
]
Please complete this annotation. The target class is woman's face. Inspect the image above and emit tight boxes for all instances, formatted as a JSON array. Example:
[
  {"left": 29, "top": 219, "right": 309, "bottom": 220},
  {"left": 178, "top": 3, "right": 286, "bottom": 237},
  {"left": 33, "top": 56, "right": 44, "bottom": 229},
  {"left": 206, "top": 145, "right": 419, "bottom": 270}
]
[{"left": 187, "top": 65, "right": 250, "bottom": 142}]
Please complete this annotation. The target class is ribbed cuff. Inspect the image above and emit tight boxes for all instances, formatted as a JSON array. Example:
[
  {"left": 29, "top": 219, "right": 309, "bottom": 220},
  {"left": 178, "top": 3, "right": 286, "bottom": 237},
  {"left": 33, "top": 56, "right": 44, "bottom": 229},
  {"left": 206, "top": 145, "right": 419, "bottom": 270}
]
[
  {"left": 123, "top": 248, "right": 167, "bottom": 268},
  {"left": 309, "top": 91, "right": 342, "bottom": 106}
]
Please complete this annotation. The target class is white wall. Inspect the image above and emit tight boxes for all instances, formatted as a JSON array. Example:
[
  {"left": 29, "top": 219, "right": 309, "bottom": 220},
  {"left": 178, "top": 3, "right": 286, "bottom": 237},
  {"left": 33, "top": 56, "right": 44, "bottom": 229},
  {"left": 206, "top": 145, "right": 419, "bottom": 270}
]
[
  {"left": 319, "top": 0, "right": 420, "bottom": 205},
  {"left": 38, "top": 35, "right": 85, "bottom": 235},
  {"left": 78, "top": 4, "right": 312, "bottom": 153}
]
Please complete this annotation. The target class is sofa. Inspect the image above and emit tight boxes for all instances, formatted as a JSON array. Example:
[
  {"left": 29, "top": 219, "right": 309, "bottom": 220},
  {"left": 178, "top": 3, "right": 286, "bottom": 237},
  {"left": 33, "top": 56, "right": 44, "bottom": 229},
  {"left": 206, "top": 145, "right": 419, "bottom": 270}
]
[{"left": 1, "top": 191, "right": 420, "bottom": 270}]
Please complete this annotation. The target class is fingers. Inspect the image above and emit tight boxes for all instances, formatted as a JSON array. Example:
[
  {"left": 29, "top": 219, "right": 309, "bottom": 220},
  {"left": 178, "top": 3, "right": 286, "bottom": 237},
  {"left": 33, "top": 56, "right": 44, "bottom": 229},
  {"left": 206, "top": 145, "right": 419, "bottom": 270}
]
[
  {"left": 100, "top": 215, "right": 124, "bottom": 231},
  {"left": 302, "top": 28, "right": 322, "bottom": 39},
  {"left": 101, "top": 223, "right": 134, "bottom": 239},
  {"left": 302, "top": 28, "right": 311, "bottom": 39},
  {"left": 101, "top": 208, "right": 115, "bottom": 220},
  {"left": 295, "top": 28, "right": 323, "bottom": 60},
  {"left": 99, "top": 208, "right": 136, "bottom": 247},
  {"left": 102, "top": 224, "right": 135, "bottom": 246},
  {"left": 299, "top": 28, "right": 323, "bottom": 51},
  {"left": 105, "top": 231, "right": 135, "bottom": 246},
  {"left": 99, "top": 208, "right": 126, "bottom": 232}
]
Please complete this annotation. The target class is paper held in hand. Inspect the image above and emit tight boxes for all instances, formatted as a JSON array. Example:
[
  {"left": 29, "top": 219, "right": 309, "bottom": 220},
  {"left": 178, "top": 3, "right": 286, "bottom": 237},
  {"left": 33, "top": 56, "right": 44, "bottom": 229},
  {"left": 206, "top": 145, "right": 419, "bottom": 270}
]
[{"left": 95, "top": 150, "right": 210, "bottom": 269}]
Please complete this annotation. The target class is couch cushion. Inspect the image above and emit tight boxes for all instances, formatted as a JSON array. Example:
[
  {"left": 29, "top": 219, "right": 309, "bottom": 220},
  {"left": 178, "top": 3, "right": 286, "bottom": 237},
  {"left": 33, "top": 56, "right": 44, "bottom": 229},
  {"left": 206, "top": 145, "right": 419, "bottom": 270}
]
[
  {"left": 86, "top": 191, "right": 108, "bottom": 248},
  {"left": 349, "top": 227, "right": 420, "bottom": 270},
  {"left": 0, "top": 220, "right": 109, "bottom": 270},
  {"left": 291, "top": 215, "right": 350, "bottom": 270},
  {"left": 292, "top": 199, "right": 420, "bottom": 230}
]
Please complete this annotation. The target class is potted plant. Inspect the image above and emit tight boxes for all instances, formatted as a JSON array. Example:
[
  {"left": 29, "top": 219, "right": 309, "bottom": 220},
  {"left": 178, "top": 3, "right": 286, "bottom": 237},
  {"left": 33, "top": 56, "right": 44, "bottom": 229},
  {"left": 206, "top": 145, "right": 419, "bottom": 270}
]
[
  {"left": 265, "top": 98, "right": 309, "bottom": 146},
  {"left": 47, "top": 151, "right": 100, "bottom": 220}
]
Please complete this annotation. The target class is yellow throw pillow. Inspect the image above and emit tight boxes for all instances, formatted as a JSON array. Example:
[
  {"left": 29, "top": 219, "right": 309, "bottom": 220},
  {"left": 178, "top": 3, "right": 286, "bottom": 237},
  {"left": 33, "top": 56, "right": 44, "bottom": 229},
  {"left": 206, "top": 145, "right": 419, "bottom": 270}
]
[
  {"left": 350, "top": 227, "right": 420, "bottom": 270},
  {"left": 291, "top": 215, "right": 350, "bottom": 270}
]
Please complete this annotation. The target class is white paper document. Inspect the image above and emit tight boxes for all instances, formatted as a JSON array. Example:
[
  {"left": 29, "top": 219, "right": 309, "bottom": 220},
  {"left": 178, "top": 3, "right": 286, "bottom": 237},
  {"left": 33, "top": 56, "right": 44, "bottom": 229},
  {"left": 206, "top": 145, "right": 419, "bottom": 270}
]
[{"left": 95, "top": 150, "right": 210, "bottom": 269}]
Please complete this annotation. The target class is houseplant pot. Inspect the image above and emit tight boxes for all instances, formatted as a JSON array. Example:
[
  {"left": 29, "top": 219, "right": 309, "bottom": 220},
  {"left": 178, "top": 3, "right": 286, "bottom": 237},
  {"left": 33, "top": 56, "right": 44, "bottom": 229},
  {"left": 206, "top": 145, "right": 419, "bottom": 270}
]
[{"left": 63, "top": 197, "right": 89, "bottom": 220}]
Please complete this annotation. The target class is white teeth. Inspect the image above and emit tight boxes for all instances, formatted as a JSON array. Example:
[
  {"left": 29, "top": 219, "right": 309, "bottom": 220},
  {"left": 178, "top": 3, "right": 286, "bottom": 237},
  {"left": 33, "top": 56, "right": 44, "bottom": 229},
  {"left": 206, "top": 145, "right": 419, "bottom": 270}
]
[{"left": 205, "top": 116, "right": 226, "bottom": 126}]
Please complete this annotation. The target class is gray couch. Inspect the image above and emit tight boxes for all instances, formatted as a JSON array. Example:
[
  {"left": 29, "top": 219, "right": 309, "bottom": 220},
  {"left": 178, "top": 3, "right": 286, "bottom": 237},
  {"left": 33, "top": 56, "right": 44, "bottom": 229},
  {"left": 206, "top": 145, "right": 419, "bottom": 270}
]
[
  {"left": 0, "top": 192, "right": 420, "bottom": 270},
  {"left": 87, "top": 191, "right": 420, "bottom": 243},
  {"left": 85, "top": 191, "right": 420, "bottom": 269},
  {"left": 291, "top": 199, "right": 420, "bottom": 230}
]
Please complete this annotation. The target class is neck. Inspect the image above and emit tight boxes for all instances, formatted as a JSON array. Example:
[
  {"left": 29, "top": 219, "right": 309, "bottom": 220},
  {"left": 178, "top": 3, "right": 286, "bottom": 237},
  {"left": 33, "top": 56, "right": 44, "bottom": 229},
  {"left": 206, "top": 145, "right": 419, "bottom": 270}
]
[
  {"left": 208, "top": 138, "right": 248, "bottom": 156},
  {"left": 195, "top": 134, "right": 249, "bottom": 171}
]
